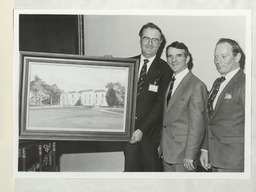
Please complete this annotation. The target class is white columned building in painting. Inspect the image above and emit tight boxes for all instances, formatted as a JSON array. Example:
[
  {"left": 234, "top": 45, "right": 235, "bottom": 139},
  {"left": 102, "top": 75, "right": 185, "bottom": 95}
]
[
  {"left": 60, "top": 91, "right": 80, "bottom": 106},
  {"left": 60, "top": 89, "right": 108, "bottom": 107}
]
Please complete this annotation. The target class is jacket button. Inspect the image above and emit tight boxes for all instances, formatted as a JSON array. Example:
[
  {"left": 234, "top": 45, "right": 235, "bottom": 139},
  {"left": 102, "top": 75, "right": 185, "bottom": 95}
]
[{"left": 164, "top": 125, "right": 166, "bottom": 128}]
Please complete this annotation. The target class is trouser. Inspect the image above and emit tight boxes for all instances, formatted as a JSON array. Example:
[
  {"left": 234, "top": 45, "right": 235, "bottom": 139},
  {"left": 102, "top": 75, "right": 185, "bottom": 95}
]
[
  {"left": 163, "top": 159, "right": 197, "bottom": 172},
  {"left": 124, "top": 142, "right": 162, "bottom": 172},
  {"left": 212, "top": 166, "right": 244, "bottom": 172}
]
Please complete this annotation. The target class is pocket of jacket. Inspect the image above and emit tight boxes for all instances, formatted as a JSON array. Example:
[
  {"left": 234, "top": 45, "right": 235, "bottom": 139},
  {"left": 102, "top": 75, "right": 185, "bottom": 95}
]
[{"left": 220, "top": 136, "right": 244, "bottom": 144}]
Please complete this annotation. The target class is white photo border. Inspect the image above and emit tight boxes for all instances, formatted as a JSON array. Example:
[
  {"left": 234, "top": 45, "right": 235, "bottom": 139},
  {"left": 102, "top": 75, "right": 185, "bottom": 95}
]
[{"left": 14, "top": 9, "right": 252, "bottom": 180}]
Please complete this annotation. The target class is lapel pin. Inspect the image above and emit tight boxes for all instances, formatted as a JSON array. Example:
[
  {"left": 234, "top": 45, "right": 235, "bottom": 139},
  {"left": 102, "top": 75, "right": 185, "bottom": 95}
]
[{"left": 224, "top": 93, "right": 232, "bottom": 99}]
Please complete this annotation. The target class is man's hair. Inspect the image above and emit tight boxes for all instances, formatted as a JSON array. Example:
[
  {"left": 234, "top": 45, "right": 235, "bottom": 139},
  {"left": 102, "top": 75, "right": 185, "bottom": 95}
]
[
  {"left": 217, "top": 38, "right": 243, "bottom": 57},
  {"left": 216, "top": 38, "right": 245, "bottom": 69},
  {"left": 166, "top": 41, "right": 193, "bottom": 69},
  {"left": 139, "top": 22, "right": 164, "bottom": 41},
  {"left": 166, "top": 41, "right": 190, "bottom": 58}
]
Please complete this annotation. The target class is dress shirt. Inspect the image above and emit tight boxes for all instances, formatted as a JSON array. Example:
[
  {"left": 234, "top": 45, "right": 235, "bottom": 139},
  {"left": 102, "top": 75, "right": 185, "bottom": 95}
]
[
  {"left": 138, "top": 55, "right": 156, "bottom": 77},
  {"left": 171, "top": 68, "right": 189, "bottom": 97},
  {"left": 212, "top": 67, "right": 240, "bottom": 109}
]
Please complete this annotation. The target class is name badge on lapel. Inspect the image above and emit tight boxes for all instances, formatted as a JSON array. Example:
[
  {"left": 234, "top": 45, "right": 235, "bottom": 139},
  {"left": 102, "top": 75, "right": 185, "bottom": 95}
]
[{"left": 148, "top": 79, "right": 159, "bottom": 93}]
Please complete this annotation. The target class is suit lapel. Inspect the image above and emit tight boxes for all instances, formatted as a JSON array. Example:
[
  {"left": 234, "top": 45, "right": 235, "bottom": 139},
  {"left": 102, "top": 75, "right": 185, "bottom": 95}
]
[
  {"left": 146, "top": 57, "right": 158, "bottom": 78},
  {"left": 210, "top": 69, "right": 243, "bottom": 118},
  {"left": 164, "top": 72, "right": 192, "bottom": 119}
]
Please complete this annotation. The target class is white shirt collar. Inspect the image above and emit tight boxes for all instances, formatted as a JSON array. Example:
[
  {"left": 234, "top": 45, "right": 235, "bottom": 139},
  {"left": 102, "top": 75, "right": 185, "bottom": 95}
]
[
  {"left": 212, "top": 67, "right": 240, "bottom": 109},
  {"left": 171, "top": 68, "right": 189, "bottom": 96},
  {"left": 221, "top": 67, "right": 240, "bottom": 82},
  {"left": 173, "top": 68, "right": 189, "bottom": 81},
  {"left": 140, "top": 55, "right": 156, "bottom": 64},
  {"left": 139, "top": 55, "right": 156, "bottom": 74}
]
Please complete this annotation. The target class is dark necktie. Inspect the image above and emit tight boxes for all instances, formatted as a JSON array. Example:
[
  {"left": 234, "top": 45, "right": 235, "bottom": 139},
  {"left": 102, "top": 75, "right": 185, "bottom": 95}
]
[
  {"left": 166, "top": 76, "right": 176, "bottom": 105},
  {"left": 137, "top": 59, "right": 149, "bottom": 96},
  {"left": 207, "top": 76, "right": 226, "bottom": 116}
]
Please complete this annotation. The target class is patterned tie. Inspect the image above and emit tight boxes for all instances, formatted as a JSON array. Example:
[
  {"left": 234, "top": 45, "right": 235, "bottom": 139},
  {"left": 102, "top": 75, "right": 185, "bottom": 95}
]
[
  {"left": 137, "top": 59, "right": 149, "bottom": 96},
  {"left": 207, "top": 76, "right": 226, "bottom": 116},
  {"left": 166, "top": 76, "right": 176, "bottom": 105}
]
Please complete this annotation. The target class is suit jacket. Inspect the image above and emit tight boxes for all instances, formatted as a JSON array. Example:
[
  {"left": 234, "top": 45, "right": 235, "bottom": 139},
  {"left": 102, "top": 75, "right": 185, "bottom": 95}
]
[
  {"left": 134, "top": 55, "right": 173, "bottom": 144},
  {"left": 162, "top": 71, "right": 207, "bottom": 164},
  {"left": 202, "top": 69, "right": 245, "bottom": 169}
]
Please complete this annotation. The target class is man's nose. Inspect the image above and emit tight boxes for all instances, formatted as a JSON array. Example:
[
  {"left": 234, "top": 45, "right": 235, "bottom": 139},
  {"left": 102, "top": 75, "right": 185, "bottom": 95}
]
[
  {"left": 172, "top": 56, "right": 177, "bottom": 62},
  {"left": 215, "top": 57, "right": 221, "bottom": 64},
  {"left": 148, "top": 39, "right": 153, "bottom": 45}
]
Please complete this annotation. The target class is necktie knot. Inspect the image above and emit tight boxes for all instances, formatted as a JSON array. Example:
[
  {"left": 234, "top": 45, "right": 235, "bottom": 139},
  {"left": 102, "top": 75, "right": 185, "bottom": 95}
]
[
  {"left": 141, "top": 59, "right": 148, "bottom": 74},
  {"left": 218, "top": 76, "right": 226, "bottom": 84},
  {"left": 143, "top": 59, "right": 149, "bottom": 65}
]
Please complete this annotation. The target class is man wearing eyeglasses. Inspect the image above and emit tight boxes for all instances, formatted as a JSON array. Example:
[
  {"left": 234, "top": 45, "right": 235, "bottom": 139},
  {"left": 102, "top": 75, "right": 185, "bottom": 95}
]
[{"left": 124, "top": 22, "right": 173, "bottom": 171}]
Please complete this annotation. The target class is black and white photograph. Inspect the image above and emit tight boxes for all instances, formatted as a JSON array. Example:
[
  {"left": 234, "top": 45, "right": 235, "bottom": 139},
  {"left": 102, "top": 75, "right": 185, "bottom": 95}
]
[
  {"left": 10, "top": 7, "right": 254, "bottom": 192},
  {"left": 14, "top": 10, "right": 251, "bottom": 176}
]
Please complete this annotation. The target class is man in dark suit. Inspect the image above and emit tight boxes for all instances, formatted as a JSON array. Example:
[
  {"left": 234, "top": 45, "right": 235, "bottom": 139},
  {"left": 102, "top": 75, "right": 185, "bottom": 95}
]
[
  {"left": 200, "top": 38, "right": 245, "bottom": 172},
  {"left": 161, "top": 41, "right": 207, "bottom": 172},
  {"left": 124, "top": 22, "right": 173, "bottom": 171}
]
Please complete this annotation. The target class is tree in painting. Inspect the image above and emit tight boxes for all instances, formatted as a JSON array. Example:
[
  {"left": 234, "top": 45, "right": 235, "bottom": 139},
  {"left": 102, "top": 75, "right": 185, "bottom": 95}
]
[
  {"left": 43, "top": 83, "right": 63, "bottom": 105},
  {"left": 29, "top": 75, "right": 48, "bottom": 106},
  {"left": 29, "top": 75, "right": 63, "bottom": 106},
  {"left": 105, "top": 82, "right": 125, "bottom": 107},
  {"left": 105, "top": 87, "right": 117, "bottom": 107}
]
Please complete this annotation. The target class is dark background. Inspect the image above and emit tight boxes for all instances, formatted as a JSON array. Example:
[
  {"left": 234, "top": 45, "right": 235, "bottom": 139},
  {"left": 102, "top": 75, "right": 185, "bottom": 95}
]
[{"left": 19, "top": 14, "right": 80, "bottom": 54}]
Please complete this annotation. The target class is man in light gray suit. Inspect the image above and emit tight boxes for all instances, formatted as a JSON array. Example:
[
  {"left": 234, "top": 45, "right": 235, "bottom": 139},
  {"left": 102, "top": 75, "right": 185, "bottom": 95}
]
[
  {"left": 200, "top": 38, "right": 245, "bottom": 172},
  {"left": 161, "top": 41, "right": 207, "bottom": 172}
]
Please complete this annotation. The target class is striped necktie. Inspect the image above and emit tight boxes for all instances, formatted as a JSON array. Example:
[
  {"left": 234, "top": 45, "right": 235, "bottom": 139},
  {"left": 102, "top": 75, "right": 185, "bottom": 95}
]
[
  {"left": 207, "top": 76, "right": 226, "bottom": 116},
  {"left": 166, "top": 76, "right": 176, "bottom": 105},
  {"left": 137, "top": 59, "right": 149, "bottom": 96}
]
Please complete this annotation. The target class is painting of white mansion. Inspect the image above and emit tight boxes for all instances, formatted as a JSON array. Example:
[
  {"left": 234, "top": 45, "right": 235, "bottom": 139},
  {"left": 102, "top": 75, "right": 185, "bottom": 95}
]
[{"left": 60, "top": 89, "right": 108, "bottom": 107}]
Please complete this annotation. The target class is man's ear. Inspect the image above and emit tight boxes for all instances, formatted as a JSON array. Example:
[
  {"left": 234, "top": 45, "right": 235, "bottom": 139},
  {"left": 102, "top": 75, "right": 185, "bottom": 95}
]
[
  {"left": 186, "top": 55, "right": 190, "bottom": 64},
  {"left": 235, "top": 53, "right": 241, "bottom": 63},
  {"left": 158, "top": 39, "right": 162, "bottom": 48}
]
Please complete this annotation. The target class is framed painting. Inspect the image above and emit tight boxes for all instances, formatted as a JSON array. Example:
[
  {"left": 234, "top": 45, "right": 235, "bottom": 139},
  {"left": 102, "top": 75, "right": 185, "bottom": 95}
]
[{"left": 19, "top": 51, "right": 138, "bottom": 141}]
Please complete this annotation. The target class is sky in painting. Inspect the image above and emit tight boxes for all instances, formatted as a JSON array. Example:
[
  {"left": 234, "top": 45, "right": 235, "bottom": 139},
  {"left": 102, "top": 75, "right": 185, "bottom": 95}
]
[{"left": 29, "top": 62, "right": 128, "bottom": 92}]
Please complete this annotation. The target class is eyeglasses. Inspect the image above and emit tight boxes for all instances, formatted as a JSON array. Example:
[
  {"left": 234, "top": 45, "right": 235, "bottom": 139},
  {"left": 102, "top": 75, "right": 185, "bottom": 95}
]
[{"left": 142, "top": 36, "right": 160, "bottom": 44}]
